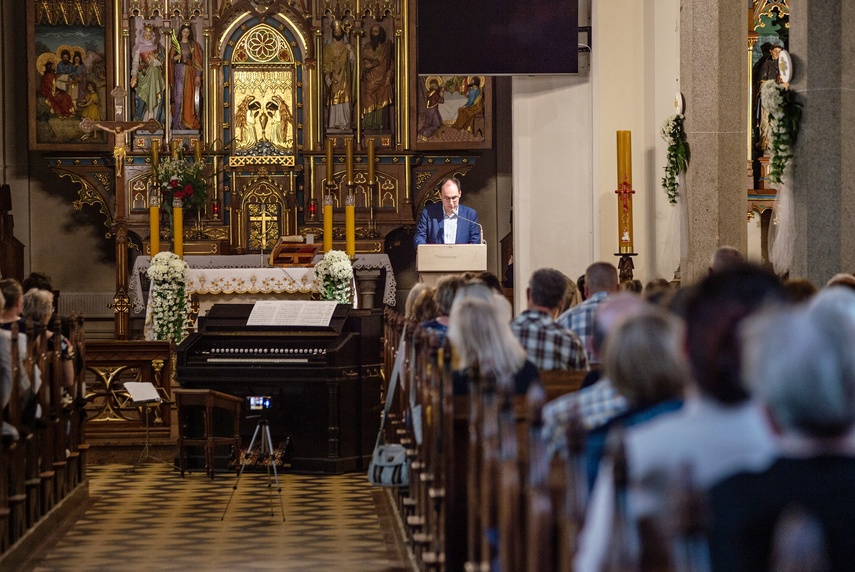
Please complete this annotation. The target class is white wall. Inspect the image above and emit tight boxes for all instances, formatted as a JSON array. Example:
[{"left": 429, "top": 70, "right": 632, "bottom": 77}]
[{"left": 511, "top": 0, "right": 680, "bottom": 306}]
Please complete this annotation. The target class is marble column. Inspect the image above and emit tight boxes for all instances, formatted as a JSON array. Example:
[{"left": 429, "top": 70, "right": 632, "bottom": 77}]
[
  {"left": 790, "top": 1, "right": 854, "bottom": 284},
  {"left": 680, "top": 0, "right": 748, "bottom": 283}
]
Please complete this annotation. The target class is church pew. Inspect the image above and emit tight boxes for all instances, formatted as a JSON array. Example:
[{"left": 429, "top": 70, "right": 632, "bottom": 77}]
[
  {"left": 525, "top": 384, "right": 554, "bottom": 572},
  {"left": 538, "top": 368, "right": 587, "bottom": 402},
  {"left": 49, "top": 314, "right": 69, "bottom": 505},
  {"left": 22, "top": 319, "right": 46, "bottom": 528},
  {"left": 69, "top": 315, "right": 89, "bottom": 486},
  {"left": 7, "top": 323, "right": 28, "bottom": 544}
]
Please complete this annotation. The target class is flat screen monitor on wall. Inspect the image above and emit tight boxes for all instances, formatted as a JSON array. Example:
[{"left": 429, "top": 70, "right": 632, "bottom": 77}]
[{"left": 417, "top": 0, "right": 579, "bottom": 76}]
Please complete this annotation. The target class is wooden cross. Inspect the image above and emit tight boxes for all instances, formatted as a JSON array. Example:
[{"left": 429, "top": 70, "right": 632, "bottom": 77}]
[{"left": 77, "top": 86, "right": 161, "bottom": 339}]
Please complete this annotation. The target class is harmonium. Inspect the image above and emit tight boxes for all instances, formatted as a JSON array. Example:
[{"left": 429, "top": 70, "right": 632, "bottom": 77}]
[{"left": 176, "top": 302, "right": 382, "bottom": 474}]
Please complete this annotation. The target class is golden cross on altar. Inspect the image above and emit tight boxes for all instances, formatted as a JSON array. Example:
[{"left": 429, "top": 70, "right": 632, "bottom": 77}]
[{"left": 249, "top": 205, "right": 279, "bottom": 250}]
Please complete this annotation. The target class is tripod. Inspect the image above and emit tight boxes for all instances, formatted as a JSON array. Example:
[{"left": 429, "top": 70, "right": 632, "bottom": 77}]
[{"left": 221, "top": 412, "right": 286, "bottom": 521}]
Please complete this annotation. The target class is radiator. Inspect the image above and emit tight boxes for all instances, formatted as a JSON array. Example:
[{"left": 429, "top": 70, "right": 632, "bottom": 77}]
[{"left": 58, "top": 292, "right": 116, "bottom": 318}]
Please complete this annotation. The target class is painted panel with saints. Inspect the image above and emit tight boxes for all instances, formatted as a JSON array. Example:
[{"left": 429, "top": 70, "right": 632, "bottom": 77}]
[
  {"left": 230, "top": 24, "right": 297, "bottom": 159},
  {"left": 414, "top": 75, "right": 492, "bottom": 151},
  {"left": 28, "top": 1, "right": 112, "bottom": 151}
]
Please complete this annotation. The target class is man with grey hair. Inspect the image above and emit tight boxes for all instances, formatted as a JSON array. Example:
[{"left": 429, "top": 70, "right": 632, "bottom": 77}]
[
  {"left": 709, "top": 245, "right": 744, "bottom": 274},
  {"left": 708, "top": 287, "right": 855, "bottom": 570},
  {"left": 557, "top": 261, "right": 619, "bottom": 364},
  {"left": 511, "top": 268, "right": 587, "bottom": 371}
]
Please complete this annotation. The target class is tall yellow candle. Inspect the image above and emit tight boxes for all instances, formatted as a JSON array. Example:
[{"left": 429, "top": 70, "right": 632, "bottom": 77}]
[
  {"left": 325, "top": 137, "right": 334, "bottom": 184},
  {"left": 345, "top": 194, "right": 355, "bottom": 257},
  {"left": 617, "top": 130, "right": 632, "bottom": 186},
  {"left": 173, "top": 202, "right": 184, "bottom": 258},
  {"left": 194, "top": 140, "right": 203, "bottom": 163},
  {"left": 367, "top": 137, "right": 375, "bottom": 183},
  {"left": 149, "top": 199, "right": 160, "bottom": 255},
  {"left": 345, "top": 138, "right": 354, "bottom": 185},
  {"left": 172, "top": 141, "right": 180, "bottom": 161},
  {"left": 323, "top": 195, "right": 334, "bottom": 253},
  {"left": 616, "top": 130, "right": 635, "bottom": 254}
]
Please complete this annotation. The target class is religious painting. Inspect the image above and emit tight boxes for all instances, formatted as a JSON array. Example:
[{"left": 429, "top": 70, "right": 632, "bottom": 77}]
[
  {"left": 413, "top": 75, "right": 493, "bottom": 151},
  {"left": 27, "top": 0, "right": 113, "bottom": 151},
  {"left": 229, "top": 23, "right": 297, "bottom": 165}
]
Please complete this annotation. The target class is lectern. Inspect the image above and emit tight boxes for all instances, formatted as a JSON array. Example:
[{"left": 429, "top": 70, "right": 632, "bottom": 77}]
[{"left": 416, "top": 244, "right": 487, "bottom": 285}]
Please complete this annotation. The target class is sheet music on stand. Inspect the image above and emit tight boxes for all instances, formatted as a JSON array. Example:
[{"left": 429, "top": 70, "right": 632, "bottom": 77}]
[
  {"left": 246, "top": 300, "right": 338, "bottom": 327},
  {"left": 124, "top": 382, "right": 162, "bottom": 403}
]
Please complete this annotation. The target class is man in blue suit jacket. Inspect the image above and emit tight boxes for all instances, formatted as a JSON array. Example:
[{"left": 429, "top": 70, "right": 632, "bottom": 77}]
[{"left": 413, "top": 177, "right": 482, "bottom": 247}]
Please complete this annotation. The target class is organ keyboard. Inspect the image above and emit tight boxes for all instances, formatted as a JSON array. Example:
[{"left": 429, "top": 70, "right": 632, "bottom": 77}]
[{"left": 175, "top": 303, "right": 382, "bottom": 474}]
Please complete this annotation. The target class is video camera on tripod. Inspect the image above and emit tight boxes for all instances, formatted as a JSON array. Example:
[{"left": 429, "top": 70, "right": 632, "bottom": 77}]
[{"left": 246, "top": 395, "right": 272, "bottom": 411}]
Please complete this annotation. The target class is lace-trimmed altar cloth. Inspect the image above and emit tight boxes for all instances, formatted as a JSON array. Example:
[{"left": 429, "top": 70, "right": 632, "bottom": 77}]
[{"left": 130, "top": 254, "right": 396, "bottom": 314}]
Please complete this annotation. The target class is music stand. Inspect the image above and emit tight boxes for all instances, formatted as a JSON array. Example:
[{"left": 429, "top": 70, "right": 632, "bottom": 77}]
[{"left": 123, "top": 382, "right": 175, "bottom": 474}]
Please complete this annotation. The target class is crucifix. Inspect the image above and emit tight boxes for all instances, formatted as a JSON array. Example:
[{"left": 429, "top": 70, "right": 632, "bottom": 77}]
[{"left": 78, "top": 86, "right": 162, "bottom": 340}]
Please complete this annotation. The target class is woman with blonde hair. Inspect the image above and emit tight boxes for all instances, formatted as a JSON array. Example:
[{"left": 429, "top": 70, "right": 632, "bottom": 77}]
[{"left": 447, "top": 296, "right": 537, "bottom": 395}]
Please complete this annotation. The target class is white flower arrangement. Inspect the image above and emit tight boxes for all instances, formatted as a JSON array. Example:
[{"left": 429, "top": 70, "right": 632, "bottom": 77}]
[
  {"left": 313, "top": 250, "right": 353, "bottom": 303},
  {"left": 660, "top": 113, "right": 689, "bottom": 205},
  {"left": 760, "top": 81, "right": 802, "bottom": 184},
  {"left": 146, "top": 251, "right": 192, "bottom": 342}
]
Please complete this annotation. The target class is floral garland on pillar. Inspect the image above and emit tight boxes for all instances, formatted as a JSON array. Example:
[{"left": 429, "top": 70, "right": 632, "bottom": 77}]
[
  {"left": 660, "top": 113, "right": 690, "bottom": 205},
  {"left": 313, "top": 250, "right": 354, "bottom": 303},
  {"left": 760, "top": 81, "right": 802, "bottom": 185},
  {"left": 145, "top": 251, "right": 192, "bottom": 342},
  {"left": 761, "top": 81, "right": 802, "bottom": 274}
]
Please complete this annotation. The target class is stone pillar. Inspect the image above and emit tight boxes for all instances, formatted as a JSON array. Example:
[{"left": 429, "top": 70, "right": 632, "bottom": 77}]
[
  {"left": 680, "top": 0, "right": 748, "bottom": 283},
  {"left": 790, "top": 1, "right": 853, "bottom": 284}
]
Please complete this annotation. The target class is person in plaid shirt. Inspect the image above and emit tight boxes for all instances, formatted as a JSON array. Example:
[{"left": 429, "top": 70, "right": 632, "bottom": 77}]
[
  {"left": 556, "top": 262, "right": 619, "bottom": 365},
  {"left": 511, "top": 268, "right": 588, "bottom": 371}
]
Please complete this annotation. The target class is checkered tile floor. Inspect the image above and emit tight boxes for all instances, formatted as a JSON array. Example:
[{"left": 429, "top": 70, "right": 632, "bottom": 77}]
[{"left": 29, "top": 463, "right": 410, "bottom": 571}]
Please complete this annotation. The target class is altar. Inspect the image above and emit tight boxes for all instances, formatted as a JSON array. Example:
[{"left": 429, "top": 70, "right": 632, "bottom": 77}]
[{"left": 130, "top": 254, "right": 397, "bottom": 316}]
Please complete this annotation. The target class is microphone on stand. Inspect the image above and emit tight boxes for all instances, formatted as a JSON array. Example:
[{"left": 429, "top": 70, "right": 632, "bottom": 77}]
[{"left": 456, "top": 214, "right": 485, "bottom": 245}]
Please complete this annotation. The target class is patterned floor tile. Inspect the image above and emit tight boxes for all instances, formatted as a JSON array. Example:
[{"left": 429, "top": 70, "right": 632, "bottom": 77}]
[{"left": 29, "top": 464, "right": 411, "bottom": 572}]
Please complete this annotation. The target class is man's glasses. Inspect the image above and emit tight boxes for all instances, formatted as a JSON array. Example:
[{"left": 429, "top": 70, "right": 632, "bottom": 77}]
[{"left": 441, "top": 196, "right": 460, "bottom": 202}]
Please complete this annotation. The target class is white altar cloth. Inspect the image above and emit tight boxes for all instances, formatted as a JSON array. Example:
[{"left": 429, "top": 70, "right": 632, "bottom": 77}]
[{"left": 130, "top": 253, "right": 396, "bottom": 314}]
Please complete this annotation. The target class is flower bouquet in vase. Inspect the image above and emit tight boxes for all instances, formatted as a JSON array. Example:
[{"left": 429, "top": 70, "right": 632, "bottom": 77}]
[
  {"left": 313, "top": 250, "right": 354, "bottom": 303},
  {"left": 145, "top": 251, "right": 192, "bottom": 342},
  {"left": 156, "top": 157, "right": 207, "bottom": 238}
]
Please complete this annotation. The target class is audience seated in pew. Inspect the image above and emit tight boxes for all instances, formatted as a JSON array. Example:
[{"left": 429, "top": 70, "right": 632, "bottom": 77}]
[
  {"left": 22, "top": 289, "right": 75, "bottom": 390},
  {"left": 404, "top": 282, "right": 430, "bottom": 320},
  {"left": 575, "top": 263, "right": 786, "bottom": 571},
  {"left": 448, "top": 296, "right": 538, "bottom": 396},
  {"left": 410, "top": 285, "right": 438, "bottom": 323},
  {"left": 541, "top": 292, "right": 648, "bottom": 457},
  {"left": 0, "top": 279, "right": 36, "bottom": 429},
  {"left": 420, "top": 274, "right": 465, "bottom": 342},
  {"left": 707, "top": 286, "right": 855, "bottom": 571},
  {"left": 510, "top": 268, "right": 588, "bottom": 372},
  {"left": 584, "top": 306, "right": 686, "bottom": 490},
  {"left": 558, "top": 262, "right": 619, "bottom": 366}
]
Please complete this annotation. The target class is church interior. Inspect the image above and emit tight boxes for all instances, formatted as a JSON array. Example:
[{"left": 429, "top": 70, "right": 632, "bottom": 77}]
[{"left": 1, "top": 0, "right": 854, "bottom": 569}]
